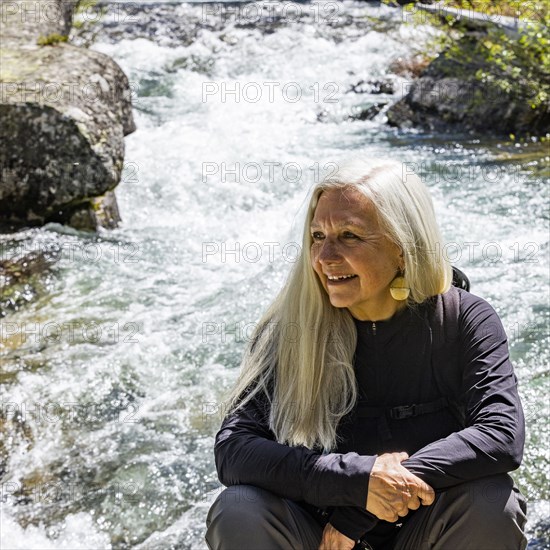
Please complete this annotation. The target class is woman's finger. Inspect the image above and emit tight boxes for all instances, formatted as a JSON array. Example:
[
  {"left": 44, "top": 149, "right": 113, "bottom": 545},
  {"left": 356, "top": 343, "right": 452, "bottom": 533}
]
[
  {"left": 407, "top": 496, "right": 421, "bottom": 510},
  {"left": 416, "top": 480, "right": 435, "bottom": 505}
]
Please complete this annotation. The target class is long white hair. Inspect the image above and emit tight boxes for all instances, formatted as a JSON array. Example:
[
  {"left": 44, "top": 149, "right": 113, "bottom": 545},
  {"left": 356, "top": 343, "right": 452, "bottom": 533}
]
[{"left": 223, "top": 158, "right": 452, "bottom": 452}]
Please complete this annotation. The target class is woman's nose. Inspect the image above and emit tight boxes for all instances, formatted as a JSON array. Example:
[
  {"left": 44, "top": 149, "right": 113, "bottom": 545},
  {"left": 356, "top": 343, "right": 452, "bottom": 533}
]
[{"left": 318, "top": 239, "right": 342, "bottom": 263}]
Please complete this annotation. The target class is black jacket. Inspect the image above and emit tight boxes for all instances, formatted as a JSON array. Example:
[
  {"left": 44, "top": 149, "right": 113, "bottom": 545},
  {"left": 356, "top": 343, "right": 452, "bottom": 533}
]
[{"left": 213, "top": 287, "right": 525, "bottom": 541}]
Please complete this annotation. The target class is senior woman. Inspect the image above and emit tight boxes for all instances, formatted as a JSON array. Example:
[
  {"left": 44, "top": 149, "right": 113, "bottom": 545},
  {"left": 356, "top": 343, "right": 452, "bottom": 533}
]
[{"left": 205, "top": 158, "right": 527, "bottom": 550}]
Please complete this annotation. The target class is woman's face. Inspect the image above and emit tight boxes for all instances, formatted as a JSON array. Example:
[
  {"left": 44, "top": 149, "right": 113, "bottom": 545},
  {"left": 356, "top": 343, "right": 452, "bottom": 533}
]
[{"left": 310, "top": 186, "right": 404, "bottom": 321}]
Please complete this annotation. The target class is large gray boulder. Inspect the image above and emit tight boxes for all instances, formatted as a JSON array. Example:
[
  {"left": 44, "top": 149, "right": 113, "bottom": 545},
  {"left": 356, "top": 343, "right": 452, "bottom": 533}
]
[
  {"left": 0, "top": 0, "right": 135, "bottom": 230},
  {"left": 386, "top": 71, "right": 549, "bottom": 135}
]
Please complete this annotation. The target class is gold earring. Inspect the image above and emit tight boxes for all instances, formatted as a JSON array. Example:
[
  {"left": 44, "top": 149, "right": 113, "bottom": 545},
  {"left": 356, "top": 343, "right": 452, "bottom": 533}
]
[{"left": 389, "top": 271, "right": 410, "bottom": 301}]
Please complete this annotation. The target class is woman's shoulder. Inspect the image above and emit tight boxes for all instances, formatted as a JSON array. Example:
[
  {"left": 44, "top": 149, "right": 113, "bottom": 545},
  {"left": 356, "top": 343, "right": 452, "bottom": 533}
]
[
  {"left": 441, "top": 287, "right": 507, "bottom": 342},
  {"left": 455, "top": 287, "right": 500, "bottom": 318},
  {"left": 422, "top": 286, "right": 504, "bottom": 339},
  {"left": 431, "top": 285, "right": 499, "bottom": 315}
]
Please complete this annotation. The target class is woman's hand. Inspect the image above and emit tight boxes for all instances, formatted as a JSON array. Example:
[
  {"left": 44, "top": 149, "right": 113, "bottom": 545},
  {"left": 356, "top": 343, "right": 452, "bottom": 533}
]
[
  {"left": 318, "top": 523, "right": 356, "bottom": 550},
  {"left": 366, "top": 452, "right": 435, "bottom": 522}
]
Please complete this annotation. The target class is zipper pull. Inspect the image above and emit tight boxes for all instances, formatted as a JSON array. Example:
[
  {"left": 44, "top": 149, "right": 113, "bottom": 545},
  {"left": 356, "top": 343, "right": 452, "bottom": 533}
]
[{"left": 372, "top": 322, "right": 376, "bottom": 335}]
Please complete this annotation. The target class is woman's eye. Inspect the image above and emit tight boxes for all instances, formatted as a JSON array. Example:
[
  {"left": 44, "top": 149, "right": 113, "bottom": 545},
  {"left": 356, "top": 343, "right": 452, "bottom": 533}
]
[{"left": 343, "top": 231, "right": 357, "bottom": 239}]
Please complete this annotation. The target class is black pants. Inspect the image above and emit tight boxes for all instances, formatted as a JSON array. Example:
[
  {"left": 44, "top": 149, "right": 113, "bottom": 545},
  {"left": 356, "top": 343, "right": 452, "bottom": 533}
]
[{"left": 205, "top": 473, "right": 527, "bottom": 549}]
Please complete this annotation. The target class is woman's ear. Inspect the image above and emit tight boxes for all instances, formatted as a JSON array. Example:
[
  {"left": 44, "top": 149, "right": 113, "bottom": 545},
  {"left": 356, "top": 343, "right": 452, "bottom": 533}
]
[
  {"left": 397, "top": 245, "right": 405, "bottom": 268},
  {"left": 400, "top": 257, "right": 408, "bottom": 274}
]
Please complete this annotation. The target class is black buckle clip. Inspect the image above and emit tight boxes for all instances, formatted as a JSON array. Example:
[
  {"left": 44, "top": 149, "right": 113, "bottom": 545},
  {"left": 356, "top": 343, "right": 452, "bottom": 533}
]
[{"left": 390, "top": 404, "right": 417, "bottom": 420}]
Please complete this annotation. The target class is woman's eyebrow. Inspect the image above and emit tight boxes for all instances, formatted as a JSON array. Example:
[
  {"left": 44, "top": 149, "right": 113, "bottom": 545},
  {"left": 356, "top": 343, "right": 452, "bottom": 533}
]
[
  {"left": 310, "top": 221, "right": 366, "bottom": 230},
  {"left": 338, "top": 221, "right": 366, "bottom": 231}
]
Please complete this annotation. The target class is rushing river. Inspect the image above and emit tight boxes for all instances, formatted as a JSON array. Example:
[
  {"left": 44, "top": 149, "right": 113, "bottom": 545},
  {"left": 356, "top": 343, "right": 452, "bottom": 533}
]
[{"left": 1, "top": 1, "right": 548, "bottom": 548}]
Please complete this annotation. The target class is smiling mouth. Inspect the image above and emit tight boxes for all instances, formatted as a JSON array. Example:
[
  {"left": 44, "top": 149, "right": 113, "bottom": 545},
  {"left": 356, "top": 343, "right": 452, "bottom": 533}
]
[{"left": 326, "top": 274, "right": 358, "bottom": 284}]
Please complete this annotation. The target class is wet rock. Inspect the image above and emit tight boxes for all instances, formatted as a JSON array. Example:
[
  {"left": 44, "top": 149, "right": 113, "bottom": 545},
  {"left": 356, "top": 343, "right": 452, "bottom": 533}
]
[
  {"left": 348, "top": 78, "right": 395, "bottom": 95},
  {"left": 385, "top": 99, "right": 416, "bottom": 129},
  {"left": 316, "top": 109, "right": 329, "bottom": 123},
  {"left": 59, "top": 190, "right": 121, "bottom": 231},
  {"left": 349, "top": 102, "right": 388, "bottom": 121},
  {"left": 0, "top": 0, "right": 135, "bottom": 230},
  {"left": 386, "top": 41, "right": 550, "bottom": 135},
  {"left": 370, "top": 79, "right": 395, "bottom": 95},
  {"left": 0, "top": 407, "right": 34, "bottom": 477},
  {"left": 0, "top": 250, "right": 56, "bottom": 317}
]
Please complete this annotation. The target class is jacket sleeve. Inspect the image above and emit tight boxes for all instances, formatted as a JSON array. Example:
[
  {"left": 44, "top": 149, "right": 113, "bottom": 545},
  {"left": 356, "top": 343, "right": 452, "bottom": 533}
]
[
  {"left": 327, "top": 506, "right": 378, "bottom": 542},
  {"left": 403, "top": 291, "right": 525, "bottom": 488},
  {"left": 214, "top": 387, "right": 377, "bottom": 509}
]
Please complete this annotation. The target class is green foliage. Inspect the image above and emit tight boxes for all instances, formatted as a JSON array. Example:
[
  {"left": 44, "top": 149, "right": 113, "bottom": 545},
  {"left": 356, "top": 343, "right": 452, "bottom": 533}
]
[
  {"left": 76, "top": 0, "right": 99, "bottom": 11},
  {"left": 73, "top": 0, "right": 104, "bottom": 30},
  {"left": 382, "top": 0, "right": 545, "bottom": 19},
  {"left": 36, "top": 33, "right": 69, "bottom": 46},
  {"left": 400, "top": 0, "right": 550, "bottom": 110},
  {"left": 71, "top": 0, "right": 105, "bottom": 46},
  {"left": 476, "top": 15, "right": 550, "bottom": 108},
  {"left": 424, "top": 0, "right": 526, "bottom": 18}
]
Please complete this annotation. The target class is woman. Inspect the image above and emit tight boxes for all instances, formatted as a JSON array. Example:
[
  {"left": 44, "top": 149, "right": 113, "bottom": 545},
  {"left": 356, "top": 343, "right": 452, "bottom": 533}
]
[{"left": 205, "top": 158, "right": 527, "bottom": 549}]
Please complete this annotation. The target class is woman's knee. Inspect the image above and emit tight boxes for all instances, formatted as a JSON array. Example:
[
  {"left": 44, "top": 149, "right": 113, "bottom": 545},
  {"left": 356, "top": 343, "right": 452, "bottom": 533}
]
[
  {"left": 206, "top": 485, "right": 274, "bottom": 530},
  {"left": 205, "top": 484, "right": 314, "bottom": 550},
  {"left": 455, "top": 474, "right": 526, "bottom": 526},
  {"left": 437, "top": 474, "right": 527, "bottom": 548},
  {"left": 212, "top": 484, "right": 268, "bottom": 509}
]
